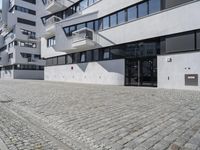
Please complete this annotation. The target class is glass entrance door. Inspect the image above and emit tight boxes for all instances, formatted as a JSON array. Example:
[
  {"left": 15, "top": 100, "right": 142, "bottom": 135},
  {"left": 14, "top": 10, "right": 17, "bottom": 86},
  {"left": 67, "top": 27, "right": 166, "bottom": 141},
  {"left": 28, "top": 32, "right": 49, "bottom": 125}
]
[
  {"left": 125, "top": 59, "right": 140, "bottom": 86},
  {"left": 125, "top": 57, "right": 157, "bottom": 87}
]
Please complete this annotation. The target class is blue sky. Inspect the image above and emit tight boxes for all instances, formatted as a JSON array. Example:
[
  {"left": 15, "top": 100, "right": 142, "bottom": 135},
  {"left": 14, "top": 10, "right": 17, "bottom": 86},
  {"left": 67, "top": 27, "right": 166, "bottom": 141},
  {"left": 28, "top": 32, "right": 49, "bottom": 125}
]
[{"left": 0, "top": 0, "right": 2, "bottom": 9}]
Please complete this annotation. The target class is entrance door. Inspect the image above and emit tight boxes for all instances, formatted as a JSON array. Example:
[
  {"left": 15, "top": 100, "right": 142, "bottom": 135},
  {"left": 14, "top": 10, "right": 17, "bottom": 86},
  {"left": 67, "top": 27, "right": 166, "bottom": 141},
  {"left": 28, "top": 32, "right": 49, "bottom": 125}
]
[
  {"left": 125, "top": 57, "right": 157, "bottom": 87},
  {"left": 125, "top": 59, "right": 140, "bottom": 86}
]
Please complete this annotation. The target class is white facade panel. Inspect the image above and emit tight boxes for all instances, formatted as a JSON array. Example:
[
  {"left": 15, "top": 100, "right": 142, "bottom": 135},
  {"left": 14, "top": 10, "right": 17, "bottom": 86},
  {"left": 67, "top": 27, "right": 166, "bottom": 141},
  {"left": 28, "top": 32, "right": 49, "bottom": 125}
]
[
  {"left": 45, "top": 59, "right": 125, "bottom": 85},
  {"left": 158, "top": 52, "right": 200, "bottom": 90}
]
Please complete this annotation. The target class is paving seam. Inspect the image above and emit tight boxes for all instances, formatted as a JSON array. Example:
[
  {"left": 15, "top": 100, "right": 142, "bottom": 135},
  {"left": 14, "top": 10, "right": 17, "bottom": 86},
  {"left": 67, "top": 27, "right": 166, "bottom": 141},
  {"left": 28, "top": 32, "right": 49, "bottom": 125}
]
[
  {"left": 0, "top": 137, "right": 9, "bottom": 150},
  {"left": 3, "top": 104, "right": 74, "bottom": 150}
]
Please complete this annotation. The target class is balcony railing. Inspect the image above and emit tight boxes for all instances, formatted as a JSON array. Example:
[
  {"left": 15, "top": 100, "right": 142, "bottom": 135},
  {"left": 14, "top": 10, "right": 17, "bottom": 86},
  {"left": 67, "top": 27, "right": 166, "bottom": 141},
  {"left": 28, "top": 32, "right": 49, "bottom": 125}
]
[
  {"left": 71, "top": 28, "right": 96, "bottom": 51},
  {"left": 45, "top": 0, "right": 67, "bottom": 13},
  {"left": 28, "top": 35, "right": 36, "bottom": 40},
  {"left": 45, "top": 15, "right": 62, "bottom": 27},
  {"left": 46, "top": 0, "right": 64, "bottom": 6},
  {"left": 72, "top": 28, "right": 94, "bottom": 43}
]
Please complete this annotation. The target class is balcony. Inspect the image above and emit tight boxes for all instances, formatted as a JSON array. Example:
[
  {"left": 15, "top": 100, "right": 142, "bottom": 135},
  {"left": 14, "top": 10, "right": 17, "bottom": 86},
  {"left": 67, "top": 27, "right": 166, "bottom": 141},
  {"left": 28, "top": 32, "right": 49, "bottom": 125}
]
[
  {"left": 45, "top": 0, "right": 68, "bottom": 13},
  {"left": 27, "top": 35, "right": 37, "bottom": 41},
  {"left": 72, "top": 28, "right": 96, "bottom": 51},
  {"left": 1, "top": 23, "right": 14, "bottom": 34},
  {"left": 44, "top": 16, "right": 62, "bottom": 37},
  {"left": 9, "top": 0, "right": 15, "bottom": 9},
  {"left": 20, "top": 57, "right": 45, "bottom": 66}
]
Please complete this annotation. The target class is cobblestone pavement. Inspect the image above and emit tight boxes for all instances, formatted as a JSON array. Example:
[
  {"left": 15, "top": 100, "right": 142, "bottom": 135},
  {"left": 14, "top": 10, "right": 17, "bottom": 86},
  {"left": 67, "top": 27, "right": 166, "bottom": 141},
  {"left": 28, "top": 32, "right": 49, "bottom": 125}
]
[{"left": 0, "top": 80, "right": 199, "bottom": 150}]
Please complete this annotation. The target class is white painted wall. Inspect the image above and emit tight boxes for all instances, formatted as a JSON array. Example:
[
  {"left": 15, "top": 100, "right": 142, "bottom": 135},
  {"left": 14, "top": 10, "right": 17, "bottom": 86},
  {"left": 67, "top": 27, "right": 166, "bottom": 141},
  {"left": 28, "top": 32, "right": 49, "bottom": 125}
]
[
  {"left": 0, "top": 69, "right": 14, "bottom": 79},
  {"left": 45, "top": 59, "right": 125, "bottom": 85},
  {"left": 158, "top": 52, "right": 200, "bottom": 91}
]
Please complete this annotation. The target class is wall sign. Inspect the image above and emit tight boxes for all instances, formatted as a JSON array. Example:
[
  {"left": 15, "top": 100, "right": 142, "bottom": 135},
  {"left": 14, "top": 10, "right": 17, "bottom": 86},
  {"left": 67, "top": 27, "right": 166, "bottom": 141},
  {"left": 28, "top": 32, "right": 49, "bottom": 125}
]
[{"left": 185, "top": 74, "right": 198, "bottom": 86}]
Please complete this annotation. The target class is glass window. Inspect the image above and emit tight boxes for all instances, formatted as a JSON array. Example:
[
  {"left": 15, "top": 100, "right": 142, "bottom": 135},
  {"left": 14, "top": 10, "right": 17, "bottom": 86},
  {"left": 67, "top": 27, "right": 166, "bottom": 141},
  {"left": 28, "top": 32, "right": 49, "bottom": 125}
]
[
  {"left": 69, "top": 26, "right": 76, "bottom": 35},
  {"left": 103, "top": 49, "right": 110, "bottom": 60},
  {"left": 93, "top": 49, "right": 99, "bottom": 61},
  {"left": 64, "top": 27, "right": 70, "bottom": 36},
  {"left": 94, "top": 20, "right": 99, "bottom": 31},
  {"left": 149, "top": 0, "right": 161, "bottom": 14},
  {"left": 58, "top": 56, "right": 66, "bottom": 65},
  {"left": 80, "top": 0, "right": 88, "bottom": 10},
  {"left": 88, "top": 0, "right": 94, "bottom": 6},
  {"left": 127, "top": 6, "right": 137, "bottom": 21},
  {"left": 117, "top": 10, "right": 126, "bottom": 24},
  {"left": 47, "top": 36, "right": 55, "bottom": 47},
  {"left": 103, "top": 16, "right": 110, "bottom": 29},
  {"left": 138, "top": 2, "right": 148, "bottom": 18},
  {"left": 67, "top": 55, "right": 73, "bottom": 64},
  {"left": 110, "top": 14, "right": 117, "bottom": 27},
  {"left": 98, "top": 19, "right": 103, "bottom": 30},
  {"left": 53, "top": 57, "right": 58, "bottom": 65},
  {"left": 77, "top": 23, "right": 85, "bottom": 30},
  {"left": 86, "top": 51, "right": 93, "bottom": 62},
  {"left": 110, "top": 45, "right": 125, "bottom": 59},
  {"left": 197, "top": 31, "right": 200, "bottom": 50},
  {"left": 87, "top": 21, "right": 94, "bottom": 30},
  {"left": 80, "top": 52, "right": 86, "bottom": 62},
  {"left": 20, "top": 42, "right": 25, "bottom": 47}
]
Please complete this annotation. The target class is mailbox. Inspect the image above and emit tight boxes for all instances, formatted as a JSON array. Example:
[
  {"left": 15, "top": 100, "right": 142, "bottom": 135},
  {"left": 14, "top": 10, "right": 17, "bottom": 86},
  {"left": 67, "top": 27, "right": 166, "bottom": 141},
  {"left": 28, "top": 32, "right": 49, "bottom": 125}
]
[{"left": 185, "top": 74, "right": 198, "bottom": 86}]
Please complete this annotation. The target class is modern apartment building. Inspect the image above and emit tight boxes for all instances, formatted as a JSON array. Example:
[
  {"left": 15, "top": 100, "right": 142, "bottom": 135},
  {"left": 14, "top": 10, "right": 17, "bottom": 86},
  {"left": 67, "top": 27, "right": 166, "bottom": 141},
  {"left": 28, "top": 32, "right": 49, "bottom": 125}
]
[
  {"left": 38, "top": 0, "right": 200, "bottom": 90},
  {"left": 0, "top": 0, "right": 45, "bottom": 79}
]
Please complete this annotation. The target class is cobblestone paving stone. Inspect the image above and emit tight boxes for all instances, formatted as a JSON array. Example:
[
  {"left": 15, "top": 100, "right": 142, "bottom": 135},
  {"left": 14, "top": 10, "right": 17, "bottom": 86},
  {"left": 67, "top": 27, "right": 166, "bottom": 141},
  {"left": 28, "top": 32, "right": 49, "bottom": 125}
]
[{"left": 0, "top": 80, "right": 199, "bottom": 150}]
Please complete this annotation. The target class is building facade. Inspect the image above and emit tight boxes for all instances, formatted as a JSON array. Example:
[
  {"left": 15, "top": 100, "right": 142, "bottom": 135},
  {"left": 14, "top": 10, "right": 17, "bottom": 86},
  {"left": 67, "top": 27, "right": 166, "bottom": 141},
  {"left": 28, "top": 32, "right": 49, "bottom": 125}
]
[
  {"left": 40, "top": 0, "right": 200, "bottom": 90},
  {"left": 0, "top": 0, "right": 45, "bottom": 80}
]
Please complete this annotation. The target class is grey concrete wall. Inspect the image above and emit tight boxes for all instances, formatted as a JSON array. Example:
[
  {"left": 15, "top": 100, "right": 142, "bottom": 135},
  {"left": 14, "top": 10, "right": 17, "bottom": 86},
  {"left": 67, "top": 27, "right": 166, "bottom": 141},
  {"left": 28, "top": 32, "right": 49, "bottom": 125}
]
[
  {"left": 45, "top": 59, "right": 125, "bottom": 85},
  {"left": 0, "top": 70, "right": 44, "bottom": 80},
  {"left": 14, "top": 70, "right": 44, "bottom": 80},
  {"left": 158, "top": 51, "right": 200, "bottom": 90}
]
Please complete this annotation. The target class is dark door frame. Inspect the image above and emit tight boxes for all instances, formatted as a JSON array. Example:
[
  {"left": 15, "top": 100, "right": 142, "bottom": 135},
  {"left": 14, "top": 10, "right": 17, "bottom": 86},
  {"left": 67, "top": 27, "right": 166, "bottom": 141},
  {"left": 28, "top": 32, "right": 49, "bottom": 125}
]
[{"left": 125, "top": 57, "right": 157, "bottom": 87}]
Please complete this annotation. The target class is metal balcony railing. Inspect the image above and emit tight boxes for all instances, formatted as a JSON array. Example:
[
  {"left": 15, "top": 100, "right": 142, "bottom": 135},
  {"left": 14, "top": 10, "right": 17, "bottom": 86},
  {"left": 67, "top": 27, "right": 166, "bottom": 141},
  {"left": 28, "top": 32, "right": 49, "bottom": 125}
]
[
  {"left": 72, "top": 28, "right": 94, "bottom": 43},
  {"left": 45, "top": 15, "right": 62, "bottom": 27},
  {"left": 45, "top": 0, "right": 65, "bottom": 8},
  {"left": 28, "top": 35, "right": 36, "bottom": 40}
]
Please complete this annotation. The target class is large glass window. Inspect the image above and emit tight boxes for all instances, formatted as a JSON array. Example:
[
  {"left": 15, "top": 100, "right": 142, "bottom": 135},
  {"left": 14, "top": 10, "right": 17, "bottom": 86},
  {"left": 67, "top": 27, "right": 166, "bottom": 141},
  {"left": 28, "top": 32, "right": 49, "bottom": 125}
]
[
  {"left": 80, "top": 52, "right": 86, "bottom": 62},
  {"left": 103, "top": 16, "right": 110, "bottom": 29},
  {"left": 88, "top": 0, "right": 94, "bottom": 6},
  {"left": 86, "top": 51, "right": 93, "bottom": 62},
  {"left": 53, "top": 57, "right": 58, "bottom": 65},
  {"left": 117, "top": 10, "right": 126, "bottom": 24},
  {"left": 127, "top": 6, "right": 137, "bottom": 21},
  {"left": 67, "top": 55, "right": 73, "bottom": 64},
  {"left": 94, "top": 20, "right": 99, "bottom": 31},
  {"left": 47, "top": 36, "right": 56, "bottom": 47},
  {"left": 77, "top": 23, "right": 85, "bottom": 30},
  {"left": 197, "top": 31, "right": 200, "bottom": 50},
  {"left": 93, "top": 49, "right": 99, "bottom": 61},
  {"left": 69, "top": 26, "right": 76, "bottom": 35},
  {"left": 98, "top": 19, "right": 103, "bottom": 30},
  {"left": 138, "top": 2, "right": 148, "bottom": 18},
  {"left": 165, "top": 32, "right": 195, "bottom": 53},
  {"left": 149, "top": 0, "right": 161, "bottom": 14},
  {"left": 80, "top": 0, "right": 88, "bottom": 10},
  {"left": 110, "top": 14, "right": 117, "bottom": 27},
  {"left": 87, "top": 21, "right": 94, "bottom": 30},
  {"left": 110, "top": 45, "right": 125, "bottom": 59},
  {"left": 64, "top": 27, "right": 70, "bottom": 36},
  {"left": 58, "top": 56, "right": 66, "bottom": 65},
  {"left": 100, "top": 48, "right": 110, "bottom": 60}
]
